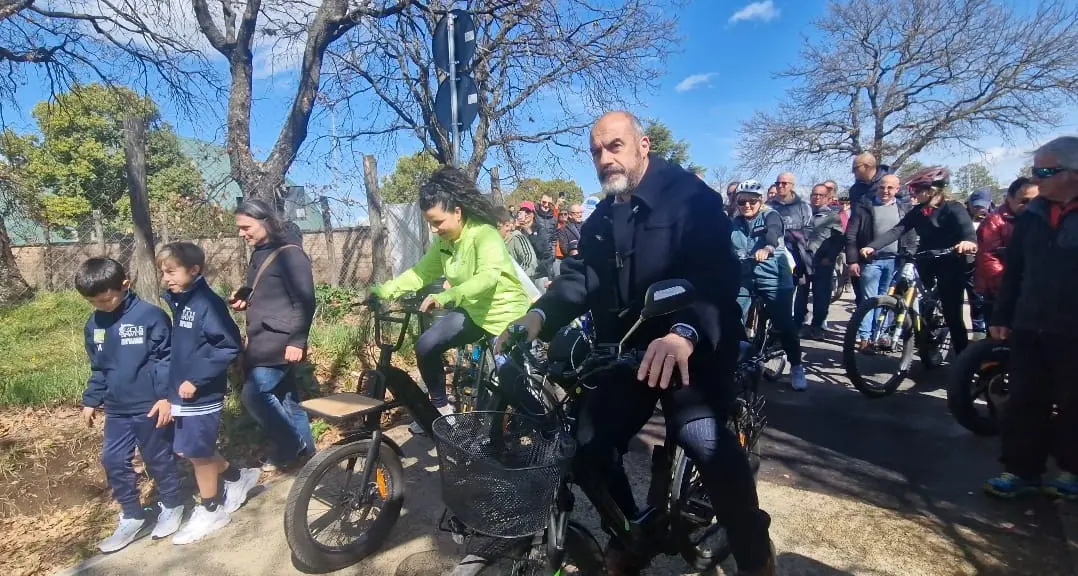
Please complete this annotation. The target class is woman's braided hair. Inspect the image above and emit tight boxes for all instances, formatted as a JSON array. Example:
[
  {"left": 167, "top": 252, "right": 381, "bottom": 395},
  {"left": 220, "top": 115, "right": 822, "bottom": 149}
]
[{"left": 419, "top": 167, "right": 500, "bottom": 227}]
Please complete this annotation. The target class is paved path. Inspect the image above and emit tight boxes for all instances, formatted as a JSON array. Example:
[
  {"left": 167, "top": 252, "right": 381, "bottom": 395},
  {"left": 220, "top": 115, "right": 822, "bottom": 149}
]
[{"left": 59, "top": 297, "right": 1075, "bottom": 576}]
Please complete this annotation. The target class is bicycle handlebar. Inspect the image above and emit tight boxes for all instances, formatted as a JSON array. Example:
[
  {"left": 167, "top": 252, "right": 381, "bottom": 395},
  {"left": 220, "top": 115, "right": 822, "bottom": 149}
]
[{"left": 913, "top": 247, "right": 958, "bottom": 260}]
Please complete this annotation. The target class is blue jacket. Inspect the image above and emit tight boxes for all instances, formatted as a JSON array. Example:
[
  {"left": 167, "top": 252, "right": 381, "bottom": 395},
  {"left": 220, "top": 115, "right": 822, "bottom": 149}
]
[
  {"left": 731, "top": 208, "right": 794, "bottom": 293},
  {"left": 83, "top": 292, "right": 171, "bottom": 416},
  {"left": 163, "top": 276, "right": 242, "bottom": 415}
]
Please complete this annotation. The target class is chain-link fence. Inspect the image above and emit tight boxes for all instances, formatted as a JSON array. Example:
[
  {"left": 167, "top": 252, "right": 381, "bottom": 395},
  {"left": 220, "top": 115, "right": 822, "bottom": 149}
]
[{"left": 6, "top": 161, "right": 429, "bottom": 300}]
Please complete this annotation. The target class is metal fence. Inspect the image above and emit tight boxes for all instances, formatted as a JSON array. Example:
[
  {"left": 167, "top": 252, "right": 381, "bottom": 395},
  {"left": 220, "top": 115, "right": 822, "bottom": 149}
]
[{"left": 8, "top": 192, "right": 428, "bottom": 297}]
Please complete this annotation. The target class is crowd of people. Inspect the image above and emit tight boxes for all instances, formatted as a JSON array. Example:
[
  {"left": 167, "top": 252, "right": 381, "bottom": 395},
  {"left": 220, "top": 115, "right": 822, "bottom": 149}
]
[{"left": 77, "top": 102, "right": 1078, "bottom": 575}]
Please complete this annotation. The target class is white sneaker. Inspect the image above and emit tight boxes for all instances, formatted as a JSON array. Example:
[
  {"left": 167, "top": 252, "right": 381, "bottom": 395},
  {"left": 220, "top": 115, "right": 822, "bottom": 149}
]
[
  {"left": 151, "top": 503, "right": 185, "bottom": 539},
  {"left": 172, "top": 504, "right": 231, "bottom": 545},
  {"left": 98, "top": 514, "right": 147, "bottom": 553},
  {"left": 791, "top": 365, "right": 808, "bottom": 391},
  {"left": 223, "top": 468, "right": 261, "bottom": 514}
]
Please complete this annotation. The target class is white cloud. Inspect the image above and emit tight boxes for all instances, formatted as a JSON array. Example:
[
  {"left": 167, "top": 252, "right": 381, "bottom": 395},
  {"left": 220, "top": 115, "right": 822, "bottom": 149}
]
[
  {"left": 729, "top": 1, "right": 781, "bottom": 25},
  {"left": 675, "top": 73, "right": 716, "bottom": 93}
]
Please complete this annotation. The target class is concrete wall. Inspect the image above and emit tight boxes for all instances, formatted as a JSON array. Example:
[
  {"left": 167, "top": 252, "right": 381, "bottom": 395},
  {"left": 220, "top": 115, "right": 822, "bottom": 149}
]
[{"left": 12, "top": 227, "right": 374, "bottom": 290}]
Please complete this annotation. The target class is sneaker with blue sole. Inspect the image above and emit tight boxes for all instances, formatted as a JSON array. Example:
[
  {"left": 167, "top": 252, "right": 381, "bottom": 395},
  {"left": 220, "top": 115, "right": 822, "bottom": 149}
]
[
  {"left": 1044, "top": 472, "right": 1078, "bottom": 500},
  {"left": 984, "top": 472, "right": 1041, "bottom": 498}
]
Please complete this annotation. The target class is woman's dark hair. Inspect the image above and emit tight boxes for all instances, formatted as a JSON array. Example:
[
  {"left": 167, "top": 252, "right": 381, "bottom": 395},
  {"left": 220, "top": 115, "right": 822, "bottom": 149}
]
[
  {"left": 418, "top": 167, "right": 499, "bottom": 227},
  {"left": 235, "top": 198, "right": 285, "bottom": 241},
  {"left": 1007, "top": 176, "right": 1032, "bottom": 198}
]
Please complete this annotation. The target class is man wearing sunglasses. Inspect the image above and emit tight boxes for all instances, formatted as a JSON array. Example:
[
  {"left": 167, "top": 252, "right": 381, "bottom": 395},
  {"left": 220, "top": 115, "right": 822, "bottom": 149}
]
[
  {"left": 974, "top": 178, "right": 1038, "bottom": 328},
  {"left": 986, "top": 136, "right": 1078, "bottom": 500}
]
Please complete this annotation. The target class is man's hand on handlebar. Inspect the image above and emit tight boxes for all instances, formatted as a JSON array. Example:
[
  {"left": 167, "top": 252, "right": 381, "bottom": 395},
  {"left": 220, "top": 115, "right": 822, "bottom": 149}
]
[
  {"left": 847, "top": 262, "right": 861, "bottom": 278},
  {"left": 494, "top": 311, "right": 543, "bottom": 354},
  {"left": 954, "top": 240, "right": 978, "bottom": 255},
  {"left": 859, "top": 246, "right": 875, "bottom": 259},
  {"left": 989, "top": 325, "right": 1011, "bottom": 341},
  {"left": 638, "top": 333, "right": 693, "bottom": 389}
]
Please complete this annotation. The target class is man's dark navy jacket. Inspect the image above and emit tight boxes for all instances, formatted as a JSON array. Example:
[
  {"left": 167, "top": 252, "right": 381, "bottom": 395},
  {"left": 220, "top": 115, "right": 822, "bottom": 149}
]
[
  {"left": 163, "top": 276, "right": 242, "bottom": 415},
  {"left": 534, "top": 155, "right": 744, "bottom": 401},
  {"left": 83, "top": 291, "right": 172, "bottom": 416}
]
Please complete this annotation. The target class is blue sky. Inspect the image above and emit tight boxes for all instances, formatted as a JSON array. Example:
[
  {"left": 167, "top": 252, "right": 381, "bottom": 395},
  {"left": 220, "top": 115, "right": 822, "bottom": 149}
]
[{"left": 6, "top": 0, "right": 1075, "bottom": 223}]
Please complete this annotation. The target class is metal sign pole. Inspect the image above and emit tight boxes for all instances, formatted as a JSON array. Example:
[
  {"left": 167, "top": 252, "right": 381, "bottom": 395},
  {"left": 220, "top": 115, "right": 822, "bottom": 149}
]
[{"left": 447, "top": 13, "right": 460, "bottom": 168}]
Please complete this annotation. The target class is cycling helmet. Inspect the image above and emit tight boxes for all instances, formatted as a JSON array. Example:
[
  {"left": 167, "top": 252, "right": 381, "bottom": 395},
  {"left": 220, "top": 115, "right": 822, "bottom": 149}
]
[
  {"left": 903, "top": 165, "right": 950, "bottom": 192},
  {"left": 736, "top": 179, "right": 764, "bottom": 196}
]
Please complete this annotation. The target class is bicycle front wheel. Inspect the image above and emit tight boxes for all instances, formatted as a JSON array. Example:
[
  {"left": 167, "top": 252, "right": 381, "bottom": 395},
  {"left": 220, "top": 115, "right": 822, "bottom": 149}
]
[
  {"left": 466, "top": 522, "right": 604, "bottom": 575},
  {"left": 842, "top": 295, "right": 915, "bottom": 398},
  {"left": 284, "top": 440, "right": 404, "bottom": 573}
]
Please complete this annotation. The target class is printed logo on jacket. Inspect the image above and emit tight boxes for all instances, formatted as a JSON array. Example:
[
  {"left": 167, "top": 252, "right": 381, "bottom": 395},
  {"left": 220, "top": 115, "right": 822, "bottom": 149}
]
[
  {"left": 118, "top": 324, "right": 145, "bottom": 346},
  {"left": 179, "top": 306, "right": 196, "bottom": 329}
]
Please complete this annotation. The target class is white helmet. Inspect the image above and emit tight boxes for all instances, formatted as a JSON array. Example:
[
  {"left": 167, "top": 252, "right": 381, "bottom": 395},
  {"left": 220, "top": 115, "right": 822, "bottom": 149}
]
[{"left": 736, "top": 179, "right": 764, "bottom": 196}]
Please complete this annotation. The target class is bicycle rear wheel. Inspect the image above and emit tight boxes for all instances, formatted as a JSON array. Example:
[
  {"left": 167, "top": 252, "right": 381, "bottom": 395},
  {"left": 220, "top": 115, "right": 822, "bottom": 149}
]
[
  {"left": 842, "top": 295, "right": 915, "bottom": 398},
  {"left": 919, "top": 299, "right": 951, "bottom": 369},
  {"left": 748, "top": 301, "right": 786, "bottom": 380}
]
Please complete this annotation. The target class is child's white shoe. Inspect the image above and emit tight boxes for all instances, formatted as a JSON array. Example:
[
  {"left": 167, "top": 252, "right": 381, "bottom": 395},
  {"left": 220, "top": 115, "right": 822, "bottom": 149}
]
[{"left": 172, "top": 504, "right": 230, "bottom": 545}]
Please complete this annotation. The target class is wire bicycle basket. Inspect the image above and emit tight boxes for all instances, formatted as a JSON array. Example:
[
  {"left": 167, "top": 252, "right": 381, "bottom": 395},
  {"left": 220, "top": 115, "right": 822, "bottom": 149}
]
[{"left": 433, "top": 410, "right": 574, "bottom": 538}]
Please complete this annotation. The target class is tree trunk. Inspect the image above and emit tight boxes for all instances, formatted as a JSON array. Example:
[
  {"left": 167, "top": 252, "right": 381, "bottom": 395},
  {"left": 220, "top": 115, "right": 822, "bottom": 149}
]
[
  {"left": 0, "top": 215, "right": 31, "bottom": 305},
  {"left": 319, "top": 195, "right": 338, "bottom": 286},
  {"left": 123, "top": 115, "right": 158, "bottom": 299},
  {"left": 93, "top": 209, "right": 106, "bottom": 255},
  {"left": 490, "top": 166, "right": 503, "bottom": 207},
  {"left": 363, "top": 155, "right": 390, "bottom": 285}
]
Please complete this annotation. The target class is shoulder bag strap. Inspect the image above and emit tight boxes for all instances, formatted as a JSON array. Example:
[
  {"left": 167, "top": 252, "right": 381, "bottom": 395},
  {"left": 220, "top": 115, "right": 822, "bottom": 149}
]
[{"left": 250, "top": 244, "right": 301, "bottom": 295}]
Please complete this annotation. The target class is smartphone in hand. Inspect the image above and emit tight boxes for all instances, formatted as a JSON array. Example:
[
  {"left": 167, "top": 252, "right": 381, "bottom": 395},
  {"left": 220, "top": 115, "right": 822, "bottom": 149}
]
[{"left": 231, "top": 286, "right": 253, "bottom": 302}]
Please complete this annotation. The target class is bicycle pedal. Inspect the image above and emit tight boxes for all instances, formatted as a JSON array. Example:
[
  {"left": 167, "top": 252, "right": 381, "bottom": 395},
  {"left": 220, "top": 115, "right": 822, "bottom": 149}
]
[{"left": 452, "top": 533, "right": 466, "bottom": 545}]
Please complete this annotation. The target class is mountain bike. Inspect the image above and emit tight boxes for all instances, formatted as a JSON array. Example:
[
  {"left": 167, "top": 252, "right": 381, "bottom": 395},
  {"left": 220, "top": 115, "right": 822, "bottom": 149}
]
[
  {"left": 283, "top": 292, "right": 501, "bottom": 573},
  {"left": 842, "top": 249, "right": 954, "bottom": 398},
  {"left": 947, "top": 337, "right": 1010, "bottom": 436},
  {"left": 437, "top": 279, "right": 767, "bottom": 575}
]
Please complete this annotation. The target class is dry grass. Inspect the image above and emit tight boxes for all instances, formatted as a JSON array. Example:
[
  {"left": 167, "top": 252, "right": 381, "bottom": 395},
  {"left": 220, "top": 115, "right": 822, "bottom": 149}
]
[{"left": 0, "top": 407, "right": 115, "bottom": 576}]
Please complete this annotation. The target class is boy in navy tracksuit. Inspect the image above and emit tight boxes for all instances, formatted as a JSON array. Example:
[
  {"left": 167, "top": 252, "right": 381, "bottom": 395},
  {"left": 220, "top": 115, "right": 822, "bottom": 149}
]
[
  {"left": 158, "top": 242, "right": 260, "bottom": 545},
  {"left": 77, "top": 258, "right": 185, "bottom": 552}
]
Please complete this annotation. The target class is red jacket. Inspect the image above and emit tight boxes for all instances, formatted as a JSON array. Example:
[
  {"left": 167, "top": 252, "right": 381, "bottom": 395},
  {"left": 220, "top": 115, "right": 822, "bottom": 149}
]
[{"left": 974, "top": 204, "right": 1016, "bottom": 297}]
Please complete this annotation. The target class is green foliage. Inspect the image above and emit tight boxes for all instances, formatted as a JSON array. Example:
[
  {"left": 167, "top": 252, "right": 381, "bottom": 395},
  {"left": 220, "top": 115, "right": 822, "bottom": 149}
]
[
  {"left": 0, "top": 291, "right": 91, "bottom": 406},
  {"left": 314, "top": 284, "right": 365, "bottom": 322},
  {"left": 505, "top": 177, "right": 584, "bottom": 208},
  {"left": 952, "top": 162, "right": 1000, "bottom": 200},
  {"left": 381, "top": 151, "right": 442, "bottom": 204},
  {"left": 0, "top": 84, "right": 203, "bottom": 231},
  {"left": 645, "top": 119, "right": 699, "bottom": 172}
]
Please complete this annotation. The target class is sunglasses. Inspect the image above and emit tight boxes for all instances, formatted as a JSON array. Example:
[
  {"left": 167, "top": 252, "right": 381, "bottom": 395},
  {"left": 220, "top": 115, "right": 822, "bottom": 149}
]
[
  {"left": 1032, "top": 166, "right": 1072, "bottom": 179},
  {"left": 737, "top": 199, "right": 762, "bottom": 206}
]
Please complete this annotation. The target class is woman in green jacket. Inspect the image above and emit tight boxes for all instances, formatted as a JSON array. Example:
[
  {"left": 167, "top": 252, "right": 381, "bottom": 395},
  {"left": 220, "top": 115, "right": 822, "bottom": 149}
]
[{"left": 370, "top": 168, "right": 531, "bottom": 421}]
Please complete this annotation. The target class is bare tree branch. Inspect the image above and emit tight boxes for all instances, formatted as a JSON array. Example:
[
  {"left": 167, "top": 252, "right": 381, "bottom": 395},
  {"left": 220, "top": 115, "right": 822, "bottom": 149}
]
[
  {"left": 323, "top": 0, "right": 681, "bottom": 181},
  {"left": 737, "top": 0, "right": 1078, "bottom": 174}
]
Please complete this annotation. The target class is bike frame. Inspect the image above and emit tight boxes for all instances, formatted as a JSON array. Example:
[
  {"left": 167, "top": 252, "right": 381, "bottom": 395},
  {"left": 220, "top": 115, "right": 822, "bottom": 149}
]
[
  {"left": 505, "top": 341, "right": 681, "bottom": 563},
  {"left": 871, "top": 260, "right": 940, "bottom": 344},
  {"left": 337, "top": 300, "right": 444, "bottom": 490}
]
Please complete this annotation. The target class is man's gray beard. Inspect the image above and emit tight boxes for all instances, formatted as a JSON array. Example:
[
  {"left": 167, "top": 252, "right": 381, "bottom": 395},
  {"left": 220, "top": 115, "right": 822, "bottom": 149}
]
[{"left": 600, "top": 174, "right": 635, "bottom": 201}]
